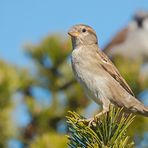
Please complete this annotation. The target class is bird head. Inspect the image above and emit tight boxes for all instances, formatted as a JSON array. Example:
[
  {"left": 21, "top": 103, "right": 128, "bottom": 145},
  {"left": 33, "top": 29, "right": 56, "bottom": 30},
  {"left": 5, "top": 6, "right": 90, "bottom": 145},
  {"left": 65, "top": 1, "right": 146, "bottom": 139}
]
[
  {"left": 68, "top": 24, "right": 98, "bottom": 48},
  {"left": 130, "top": 10, "right": 148, "bottom": 31}
]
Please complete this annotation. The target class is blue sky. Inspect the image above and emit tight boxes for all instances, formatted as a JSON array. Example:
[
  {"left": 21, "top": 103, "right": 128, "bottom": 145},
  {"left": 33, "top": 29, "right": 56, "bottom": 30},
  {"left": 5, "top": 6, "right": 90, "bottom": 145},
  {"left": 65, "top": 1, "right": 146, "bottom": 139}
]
[{"left": 1, "top": 0, "right": 148, "bottom": 66}]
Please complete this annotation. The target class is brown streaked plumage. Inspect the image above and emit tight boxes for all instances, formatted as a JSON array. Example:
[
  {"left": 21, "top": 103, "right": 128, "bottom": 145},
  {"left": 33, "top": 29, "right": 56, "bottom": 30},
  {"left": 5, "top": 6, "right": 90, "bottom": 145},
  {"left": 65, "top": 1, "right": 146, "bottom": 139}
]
[
  {"left": 96, "top": 49, "right": 134, "bottom": 96},
  {"left": 68, "top": 24, "right": 148, "bottom": 119}
]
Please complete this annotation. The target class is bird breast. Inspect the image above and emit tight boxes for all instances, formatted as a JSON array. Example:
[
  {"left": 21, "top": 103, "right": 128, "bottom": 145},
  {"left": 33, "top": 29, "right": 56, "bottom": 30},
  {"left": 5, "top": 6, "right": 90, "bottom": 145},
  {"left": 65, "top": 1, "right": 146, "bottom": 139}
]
[{"left": 71, "top": 46, "right": 110, "bottom": 104}]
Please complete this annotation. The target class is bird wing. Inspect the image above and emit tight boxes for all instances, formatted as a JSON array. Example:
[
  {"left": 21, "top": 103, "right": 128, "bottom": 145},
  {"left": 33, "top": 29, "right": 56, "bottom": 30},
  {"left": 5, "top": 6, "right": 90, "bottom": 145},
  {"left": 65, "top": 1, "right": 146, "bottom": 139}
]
[
  {"left": 103, "top": 27, "right": 128, "bottom": 54},
  {"left": 97, "top": 50, "right": 135, "bottom": 96}
]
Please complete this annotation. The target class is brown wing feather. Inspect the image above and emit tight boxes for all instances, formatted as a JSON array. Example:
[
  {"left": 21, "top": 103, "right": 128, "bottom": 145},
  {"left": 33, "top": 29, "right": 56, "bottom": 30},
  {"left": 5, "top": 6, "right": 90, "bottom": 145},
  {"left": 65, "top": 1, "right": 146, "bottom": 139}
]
[
  {"left": 103, "top": 27, "right": 128, "bottom": 54},
  {"left": 97, "top": 50, "right": 135, "bottom": 96}
]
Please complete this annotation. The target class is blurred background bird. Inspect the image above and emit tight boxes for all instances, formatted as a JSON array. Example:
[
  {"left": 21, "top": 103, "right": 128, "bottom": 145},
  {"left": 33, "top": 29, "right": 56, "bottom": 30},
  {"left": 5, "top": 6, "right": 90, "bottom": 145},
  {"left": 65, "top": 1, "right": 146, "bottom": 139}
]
[{"left": 104, "top": 10, "right": 148, "bottom": 60}]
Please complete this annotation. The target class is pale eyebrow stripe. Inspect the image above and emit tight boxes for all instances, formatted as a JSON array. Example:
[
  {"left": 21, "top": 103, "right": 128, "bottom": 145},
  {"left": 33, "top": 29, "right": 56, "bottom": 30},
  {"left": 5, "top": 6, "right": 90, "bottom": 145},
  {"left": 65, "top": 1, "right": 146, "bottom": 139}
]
[{"left": 87, "top": 28, "right": 97, "bottom": 37}]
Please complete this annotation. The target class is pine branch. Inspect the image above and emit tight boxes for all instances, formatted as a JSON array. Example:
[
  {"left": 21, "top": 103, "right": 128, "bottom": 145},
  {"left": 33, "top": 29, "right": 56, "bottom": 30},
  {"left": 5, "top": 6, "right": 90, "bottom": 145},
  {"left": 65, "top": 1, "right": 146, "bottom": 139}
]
[{"left": 67, "top": 106, "right": 135, "bottom": 148}]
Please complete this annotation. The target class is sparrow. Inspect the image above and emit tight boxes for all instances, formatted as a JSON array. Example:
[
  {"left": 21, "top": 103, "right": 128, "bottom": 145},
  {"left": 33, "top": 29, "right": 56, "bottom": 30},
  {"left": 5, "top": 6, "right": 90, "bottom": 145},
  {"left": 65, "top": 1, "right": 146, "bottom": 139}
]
[
  {"left": 68, "top": 24, "right": 148, "bottom": 119},
  {"left": 104, "top": 10, "right": 148, "bottom": 61}
]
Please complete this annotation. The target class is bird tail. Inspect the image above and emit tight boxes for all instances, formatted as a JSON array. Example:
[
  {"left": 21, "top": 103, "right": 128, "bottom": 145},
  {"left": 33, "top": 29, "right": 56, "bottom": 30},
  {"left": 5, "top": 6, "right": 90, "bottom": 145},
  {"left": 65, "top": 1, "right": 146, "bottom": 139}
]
[
  {"left": 135, "top": 104, "right": 148, "bottom": 117},
  {"left": 129, "top": 97, "right": 148, "bottom": 117}
]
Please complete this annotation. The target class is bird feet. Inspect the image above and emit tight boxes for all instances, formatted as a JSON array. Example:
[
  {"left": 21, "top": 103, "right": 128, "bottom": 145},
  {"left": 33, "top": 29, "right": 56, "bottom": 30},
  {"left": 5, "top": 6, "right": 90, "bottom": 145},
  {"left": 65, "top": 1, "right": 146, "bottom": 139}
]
[
  {"left": 78, "top": 111, "right": 108, "bottom": 126},
  {"left": 78, "top": 117, "right": 95, "bottom": 126}
]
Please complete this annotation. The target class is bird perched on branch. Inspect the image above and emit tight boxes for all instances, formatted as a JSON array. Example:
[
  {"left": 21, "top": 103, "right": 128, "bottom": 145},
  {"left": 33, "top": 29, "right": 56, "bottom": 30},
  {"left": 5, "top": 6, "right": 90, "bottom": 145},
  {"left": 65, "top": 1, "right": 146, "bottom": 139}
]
[{"left": 68, "top": 24, "right": 148, "bottom": 122}]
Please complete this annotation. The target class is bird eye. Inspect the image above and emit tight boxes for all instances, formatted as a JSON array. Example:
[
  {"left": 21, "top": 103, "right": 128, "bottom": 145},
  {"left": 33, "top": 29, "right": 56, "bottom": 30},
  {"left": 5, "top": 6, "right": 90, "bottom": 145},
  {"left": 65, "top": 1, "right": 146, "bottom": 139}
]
[{"left": 82, "top": 28, "right": 86, "bottom": 33}]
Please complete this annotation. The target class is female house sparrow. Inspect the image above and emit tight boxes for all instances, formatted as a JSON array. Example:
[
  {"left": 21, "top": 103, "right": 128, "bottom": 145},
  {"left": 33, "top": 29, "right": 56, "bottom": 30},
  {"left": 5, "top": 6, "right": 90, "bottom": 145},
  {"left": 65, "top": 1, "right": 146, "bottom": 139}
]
[{"left": 68, "top": 24, "right": 148, "bottom": 119}]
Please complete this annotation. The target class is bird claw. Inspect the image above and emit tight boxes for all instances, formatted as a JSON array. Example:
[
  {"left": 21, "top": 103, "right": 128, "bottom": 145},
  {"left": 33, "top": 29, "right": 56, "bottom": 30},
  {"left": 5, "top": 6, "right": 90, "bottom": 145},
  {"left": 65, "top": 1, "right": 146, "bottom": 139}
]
[
  {"left": 78, "top": 117, "right": 95, "bottom": 126},
  {"left": 77, "top": 112, "right": 106, "bottom": 127},
  {"left": 87, "top": 118, "right": 95, "bottom": 126}
]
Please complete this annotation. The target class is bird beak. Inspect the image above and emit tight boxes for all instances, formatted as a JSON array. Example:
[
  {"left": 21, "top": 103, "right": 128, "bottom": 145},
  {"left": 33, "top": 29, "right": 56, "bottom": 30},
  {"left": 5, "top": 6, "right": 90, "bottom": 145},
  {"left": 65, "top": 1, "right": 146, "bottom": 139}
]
[{"left": 68, "top": 30, "right": 80, "bottom": 37}]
